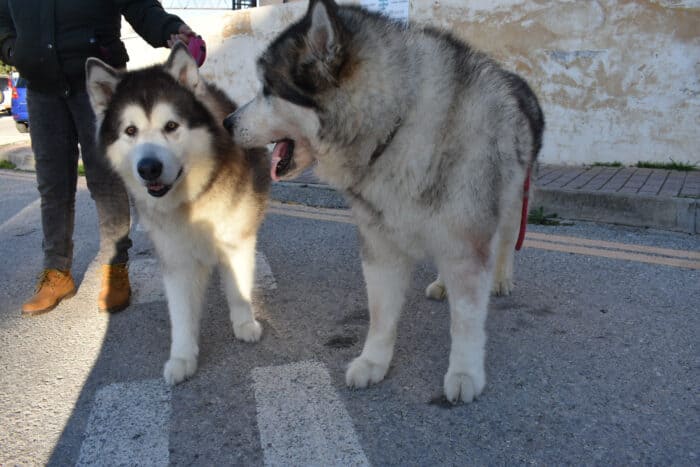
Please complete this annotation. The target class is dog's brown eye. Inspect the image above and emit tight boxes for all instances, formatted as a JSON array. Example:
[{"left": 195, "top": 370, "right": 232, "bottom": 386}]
[
  {"left": 125, "top": 125, "right": 137, "bottom": 137},
  {"left": 164, "top": 121, "right": 179, "bottom": 133}
]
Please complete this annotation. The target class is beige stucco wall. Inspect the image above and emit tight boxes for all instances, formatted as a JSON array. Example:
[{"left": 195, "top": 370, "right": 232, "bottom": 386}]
[{"left": 122, "top": 1, "right": 700, "bottom": 166}]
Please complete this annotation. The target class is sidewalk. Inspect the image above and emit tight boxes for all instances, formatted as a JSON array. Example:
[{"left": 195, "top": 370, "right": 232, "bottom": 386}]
[
  {"left": 2, "top": 141, "right": 698, "bottom": 233},
  {"left": 533, "top": 165, "right": 698, "bottom": 234}
]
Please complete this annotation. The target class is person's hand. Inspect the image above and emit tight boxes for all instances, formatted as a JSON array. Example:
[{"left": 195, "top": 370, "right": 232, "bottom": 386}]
[{"left": 167, "top": 24, "right": 196, "bottom": 47}]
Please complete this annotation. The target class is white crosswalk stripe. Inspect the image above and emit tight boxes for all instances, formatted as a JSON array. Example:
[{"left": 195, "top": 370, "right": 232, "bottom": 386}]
[
  {"left": 255, "top": 250, "right": 277, "bottom": 292},
  {"left": 252, "top": 361, "right": 370, "bottom": 467},
  {"left": 76, "top": 379, "right": 172, "bottom": 467},
  {"left": 0, "top": 197, "right": 40, "bottom": 235},
  {"left": 78, "top": 361, "right": 367, "bottom": 466}
]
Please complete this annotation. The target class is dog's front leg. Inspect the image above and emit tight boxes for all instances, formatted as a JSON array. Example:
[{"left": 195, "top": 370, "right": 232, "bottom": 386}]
[
  {"left": 219, "top": 236, "right": 262, "bottom": 343},
  {"left": 346, "top": 231, "right": 412, "bottom": 388},
  {"left": 437, "top": 251, "right": 493, "bottom": 403},
  {"left": 162, "top": 261, "right": 210, "bottom": 385}
]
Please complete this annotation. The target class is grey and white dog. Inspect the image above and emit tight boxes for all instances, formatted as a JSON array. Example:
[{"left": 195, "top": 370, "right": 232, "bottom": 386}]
[
  {"left": 87, "top": 44, "right": 270, "bottom": 385},
  {"left": 225, "top": 0, "right": 544, "bottom": 402}
]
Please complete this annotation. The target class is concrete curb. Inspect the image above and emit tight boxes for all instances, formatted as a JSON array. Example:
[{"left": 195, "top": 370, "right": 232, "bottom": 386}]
[
  {"left": 533, "top": 186, "right": 698, "bottom": 234},
  {"left": 0, "top": 142, "right": 34, "bottom": 171},
  {"left": 271, "top": 182, "right": 698, "bottom": 234}
]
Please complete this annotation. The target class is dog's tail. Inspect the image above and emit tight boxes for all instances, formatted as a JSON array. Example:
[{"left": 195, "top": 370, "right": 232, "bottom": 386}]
[{"left": 505, "top": 72, "right": 544, "bottom": 251}]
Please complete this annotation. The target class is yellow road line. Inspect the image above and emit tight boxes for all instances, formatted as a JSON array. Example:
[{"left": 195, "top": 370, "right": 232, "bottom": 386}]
[
  {"left": 268, "top": 204, "right": 353, "bottom": 224},
  {"left": 524, "top": 240, "right": 700, "bottom": 270},
  {"left": 527, "top": 232, "right": 700, "bottom": 260},
  {"left": 266, "top": 203, "right": 700, "bottom": 269}
]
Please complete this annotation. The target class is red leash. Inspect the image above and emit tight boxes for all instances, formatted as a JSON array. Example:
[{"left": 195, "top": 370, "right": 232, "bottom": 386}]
[{"left": 514, "top": 165, "right": 531, "bottom": 251}]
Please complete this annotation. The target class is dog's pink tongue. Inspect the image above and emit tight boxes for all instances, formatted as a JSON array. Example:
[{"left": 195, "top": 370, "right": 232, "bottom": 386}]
[{"left": 270, "top": 141, "right": 288, "bottom": 182}]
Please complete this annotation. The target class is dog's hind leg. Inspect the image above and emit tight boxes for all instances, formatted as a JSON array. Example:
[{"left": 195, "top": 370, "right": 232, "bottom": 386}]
[
  {"left": 162, "top": 261, "right": 210, "bottom": 385},
  {"left": 492, "top": 184, "right": 524, "bottom": 296},
  {"left": 219, "top": 236, "right": 262, "bottom": 343},
  {"left": 437, "top": 242, "right": 494, "bottom": 403},
  {"left": 346, "top": 231, "right": 412, "bottom": 389},
  {"left": 492, "top": 213, "right": 517, "bottom": 296}
]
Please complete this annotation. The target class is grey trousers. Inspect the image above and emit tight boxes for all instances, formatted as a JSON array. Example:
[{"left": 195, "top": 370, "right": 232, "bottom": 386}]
[{"left": 28, "top": 88, "right": 131, "bottom": 271}]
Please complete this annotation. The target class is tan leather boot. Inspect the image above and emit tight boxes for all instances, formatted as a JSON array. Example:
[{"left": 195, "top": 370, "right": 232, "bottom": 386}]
[
  {"left": 98, "top": 264, "right": 131, "bottom": 313},
  {"left": 22, "top": 269, "right": 77, "bottom": 317}
]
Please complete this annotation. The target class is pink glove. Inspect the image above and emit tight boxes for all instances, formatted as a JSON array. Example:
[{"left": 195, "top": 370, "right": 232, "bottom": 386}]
[{"left": 188, "top": 35, "right": 207, "bottom": 67}]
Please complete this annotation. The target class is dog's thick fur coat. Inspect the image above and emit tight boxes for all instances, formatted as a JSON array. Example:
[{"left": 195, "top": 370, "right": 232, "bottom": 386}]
[
  {"left": 86, "top": 45, "right": 270, "bottom": 384},
  {"left": 226, "top": 0, "right": 544, "bottom": 402}
]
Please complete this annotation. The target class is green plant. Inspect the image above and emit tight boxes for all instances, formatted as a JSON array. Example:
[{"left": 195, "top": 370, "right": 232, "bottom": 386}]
[
  {"left": 0, "top": 159, "right": 17, "bottom": 170},
  {"left": 636, "top": 160, "right": 697, "bottom": 171},
  {"left": 527, "top": 206, "right": 573, "bottom": 226},
  {"left": 78, "top": 163, "right": 85, "bottom": 176},
  {"left": 591, "top": 161, "right": 623, "bottom": 167}
]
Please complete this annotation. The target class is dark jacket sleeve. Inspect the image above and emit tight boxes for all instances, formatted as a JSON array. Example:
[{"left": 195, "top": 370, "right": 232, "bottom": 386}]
[
  {"left": 118, "top": 0, "right": 184, "bottom": 48},
  {"left": 0, "top": 0, "right": 16, "bottom": 64}
]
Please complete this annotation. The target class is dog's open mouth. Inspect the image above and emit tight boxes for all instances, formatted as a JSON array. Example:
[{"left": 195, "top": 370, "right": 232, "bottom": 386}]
[
  {"left": 270, "top": 139, "right": 295, "bottom": 181},
  {"left": 145, "top": 168, "right": 182, "bottom": 197},
  {"left": 146, "top": 183, "right": 171, "bottom": 197}
]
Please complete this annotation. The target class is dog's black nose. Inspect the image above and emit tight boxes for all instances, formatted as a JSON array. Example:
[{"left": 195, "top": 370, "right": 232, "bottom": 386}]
[
  {"left": 223, "top": 114, "right": 235, "bottom": 133},
  {"left": 137, "top": 157, "right": 163, "bottom": 181}
]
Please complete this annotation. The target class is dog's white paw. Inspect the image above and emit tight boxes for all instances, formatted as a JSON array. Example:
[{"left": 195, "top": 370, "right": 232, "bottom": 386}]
[
  {"left": 163, "top": 357, "right": 197, "bottom": 385},
  {"left": 233, "top": 319, "right": 262, "bottom": 343},
  {"left": 346, "top": 357, "right": 388, "bottom": 388},
  {"left": 492, "top": 277, "right": 513, "bottom": 296},
  {"left": 425, "top": 280, "right": 447, "bottom": 301},
  {"left": 443, "top": 370, "right": 485, "bottom": 403}
]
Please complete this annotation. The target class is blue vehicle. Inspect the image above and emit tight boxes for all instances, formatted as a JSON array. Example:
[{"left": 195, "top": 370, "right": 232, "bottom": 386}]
[{"left": 11, "top": 77, "right": 28, "bottom": 133}]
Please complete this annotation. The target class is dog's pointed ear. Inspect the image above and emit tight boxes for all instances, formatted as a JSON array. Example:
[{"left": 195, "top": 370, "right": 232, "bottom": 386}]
[
  {"left": 307, "top": 0, "right": 341, "bottom": 58},
  {"left": 165, "top": 42, "right": 201, "bottom": 92},
  {"left": 85, "top": 58, "right": 121, "bottom": 117}
]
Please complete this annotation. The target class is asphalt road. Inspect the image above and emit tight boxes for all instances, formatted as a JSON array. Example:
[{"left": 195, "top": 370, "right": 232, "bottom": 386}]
[{"left": 1, "top": 170, "right": 698, "bottom": 465}]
